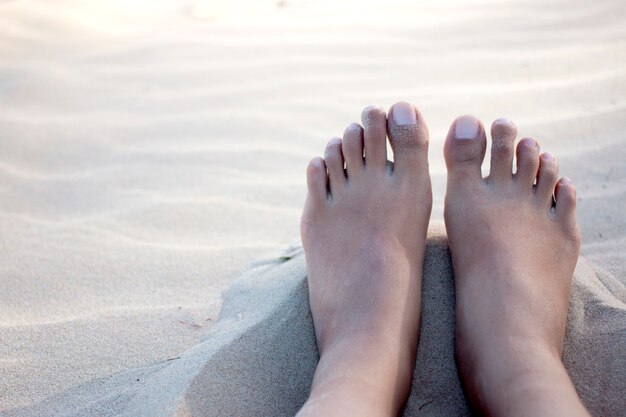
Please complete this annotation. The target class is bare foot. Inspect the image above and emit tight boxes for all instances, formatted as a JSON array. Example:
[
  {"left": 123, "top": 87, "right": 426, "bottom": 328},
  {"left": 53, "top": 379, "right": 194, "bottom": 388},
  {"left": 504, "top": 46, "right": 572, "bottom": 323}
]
[
  {"left": 443, "top": 116, "right": 590, "bottom": 417},
  {"left": 297, "top": 102, "right": 432, "bottom": 417}
]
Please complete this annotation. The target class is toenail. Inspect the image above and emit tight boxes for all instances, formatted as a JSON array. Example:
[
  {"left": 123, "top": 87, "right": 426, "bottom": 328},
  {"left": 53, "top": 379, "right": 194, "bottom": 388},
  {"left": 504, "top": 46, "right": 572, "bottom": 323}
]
[
  {"left": 361, "top": 105, "right": 385, "bottom": 127},
  {"left": 345, "top": 122, "right": 362, "bottom": 134},
  {"left": 391, "top": 102, "right": 417, "bottom": 126},
  {"left": 560, "top": 176, "right": 572, "bottom": 185},
  {"left": 521, "top": 138, "right": 539, "bottom": 150},
  {"left": 324, "top": 138, "right": 341, "bottom": 159},
  {"left": 455, "top": 115, "right": 479, "bottom": 139},
  {"left": 542, "top": 152, "right": 555, "bottom": 162},
  {"left": 362, "top": 105, "right": 384, "bottom": 116},
  {"left": 327, "top": 137, "right": 341, "bottom": 147}
]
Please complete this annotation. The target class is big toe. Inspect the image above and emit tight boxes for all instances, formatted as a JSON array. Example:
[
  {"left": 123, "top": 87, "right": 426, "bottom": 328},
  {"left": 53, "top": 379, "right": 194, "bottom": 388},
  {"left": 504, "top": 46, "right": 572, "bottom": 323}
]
[
  {"left": 444, "top": 115, "right": 487, "bottom": 183},
  {"left": 386, "top": 101, "right": 429, "bottom": 180}
]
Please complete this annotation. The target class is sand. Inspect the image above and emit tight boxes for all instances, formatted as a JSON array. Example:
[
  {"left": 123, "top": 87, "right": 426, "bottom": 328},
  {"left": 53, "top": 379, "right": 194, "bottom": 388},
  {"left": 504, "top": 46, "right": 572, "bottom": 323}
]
[{"left": 0, "top": 0, "right": 624, "bottom": 415}]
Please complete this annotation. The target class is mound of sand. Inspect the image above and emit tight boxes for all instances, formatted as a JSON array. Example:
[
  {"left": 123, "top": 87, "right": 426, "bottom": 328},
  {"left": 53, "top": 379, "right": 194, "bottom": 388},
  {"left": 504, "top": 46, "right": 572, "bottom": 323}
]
[{"left": 7, "top": 227, "right": 625, "bottom": 416}]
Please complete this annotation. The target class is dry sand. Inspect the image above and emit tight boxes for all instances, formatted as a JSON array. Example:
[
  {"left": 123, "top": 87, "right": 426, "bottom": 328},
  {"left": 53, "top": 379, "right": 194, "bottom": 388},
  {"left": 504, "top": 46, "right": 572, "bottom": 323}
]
[{"left": 0, "top": 0, "right": 625, "bottom": 415}]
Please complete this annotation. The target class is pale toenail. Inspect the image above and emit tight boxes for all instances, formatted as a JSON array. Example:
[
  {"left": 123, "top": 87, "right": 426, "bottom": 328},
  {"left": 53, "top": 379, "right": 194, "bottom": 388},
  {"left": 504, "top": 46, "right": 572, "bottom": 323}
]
[
  {"left": 345, "top": 122, "right": 362, "bottom": 134},
  {"left": 559, "top": 176, "right": 572, "bottom": 185},
  {"left": 362, "top": 104, "right": 383, "bottom": 113},
  {"left": 542, "top": 152, "right": 555, "bottom": 162},
  {"left": 392, "top": 102, "right": 417, "bottom": 126},
  {"left": 327, "top": 137, "right": 341, "bottom": 147},
  {"left": 520, "top": 137, "right": 539, "bottom": 150},
  {"left": 493, "top": 117, "right": 512, "bottom": 126},
  {"left": 324, "top": 138, "right": 341, "bottom": 159},
  {"left": 361, "top": 105, "right": 384, "bottom": 127},
  {"left": 455, "top": 115, "right": 479, "bottom": 139}
]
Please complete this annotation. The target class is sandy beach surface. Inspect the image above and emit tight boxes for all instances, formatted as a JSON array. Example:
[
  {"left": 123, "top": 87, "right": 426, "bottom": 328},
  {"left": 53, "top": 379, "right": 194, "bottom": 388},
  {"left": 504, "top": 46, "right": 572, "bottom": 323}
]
[{"left": 1, "top": 0, "right": 625, "bottom": 415}]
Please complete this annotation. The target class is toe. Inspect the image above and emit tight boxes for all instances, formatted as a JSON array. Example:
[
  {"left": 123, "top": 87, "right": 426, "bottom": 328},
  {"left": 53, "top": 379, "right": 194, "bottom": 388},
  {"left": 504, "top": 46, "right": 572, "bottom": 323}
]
[
  {"left": 535, "top": 152, "right": 559, "bottom": 208},
  {"left": 514, "top": 137, "right": 540, "bottom": 188},
  {"left": 361, "top": 105, "right": 388, "bottom": 169},
  {"left": 342, "top": 122, "right": 365, "bottom": 175},
  {"left": 324, "top": 137, "right": 346, "bottom": 194},
  {"left": 387, "top": 102, "right": 429, "bottom": 179},
  {"left": 306, "top": 157, "right": 328, "bottom": 206},
  {"left": 555, "top": 177, "right": 579, "bottom": 236},
  {"left": 488, "top": 118, "right": 517, "bottom": 183},
  {"left": 443, "top": 115, "right": 487, "bottom": 182}
]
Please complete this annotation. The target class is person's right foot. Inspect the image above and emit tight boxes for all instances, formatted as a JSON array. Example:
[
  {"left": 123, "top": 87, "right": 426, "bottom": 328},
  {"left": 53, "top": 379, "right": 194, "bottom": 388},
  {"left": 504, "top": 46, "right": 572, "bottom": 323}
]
[
  {"left": 443, "top": 115, "right": 590, "bottom": 417},
  {"left": 298, "top": 102, "right": 432, "bottom": 417}
]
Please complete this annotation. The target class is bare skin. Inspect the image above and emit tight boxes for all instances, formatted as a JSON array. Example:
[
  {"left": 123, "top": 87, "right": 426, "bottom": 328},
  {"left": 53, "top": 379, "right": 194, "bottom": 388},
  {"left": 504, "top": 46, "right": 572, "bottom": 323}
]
[
  {"left": 297, "top": 102, "right": 432, "bottom": 417},
  {"left": 443, "top": 115, "right": 591, "bottom": 417}
]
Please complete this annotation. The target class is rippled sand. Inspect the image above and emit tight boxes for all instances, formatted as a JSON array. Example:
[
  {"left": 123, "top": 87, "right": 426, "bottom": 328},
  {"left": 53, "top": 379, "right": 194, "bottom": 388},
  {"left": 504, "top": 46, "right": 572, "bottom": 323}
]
[{"left": 1, "top": 0, "right": 625, "bottom": 415}]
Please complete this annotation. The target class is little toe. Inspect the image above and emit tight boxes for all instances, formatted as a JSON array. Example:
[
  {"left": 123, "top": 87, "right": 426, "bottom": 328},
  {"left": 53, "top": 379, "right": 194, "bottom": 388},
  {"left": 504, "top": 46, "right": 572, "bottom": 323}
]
[
  {"left": 514, "top": 137, "right": 541, "bottom": 188},
  {"left": 555, "top": 177, "right": 579, "bottom": 237},
  {"left": 342, "top": 122, "right": 365, "bottom": 175},
  {"left": 306, "top": 157, "right": 328, "bottom": 207},
  {"left": 387, "top": 102, "right": 430, "bottom": 179},
  {"left": 488, "top": 118, "right": 517, "bottom": 183},
  {"left": 324, "top": 137, "right": 346, "bottom": 195},
  {"left": 443, "top": 115, "right": 487, "bottom": 182},
  {"left": 535, "top": 152, "right": 559, "bottom": 208},
  {"left": 361, "top": 105, "right": 388, "bottom": 169}
]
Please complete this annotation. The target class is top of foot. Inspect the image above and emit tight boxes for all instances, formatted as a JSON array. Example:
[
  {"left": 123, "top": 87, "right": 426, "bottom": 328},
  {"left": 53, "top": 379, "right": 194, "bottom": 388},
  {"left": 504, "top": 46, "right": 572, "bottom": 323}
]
[
  {"left": 443, "top": 115, "right": 587, "bottom": 417},
  {"left": 298, "top": 102, "right": 432, "bottom": 417}
]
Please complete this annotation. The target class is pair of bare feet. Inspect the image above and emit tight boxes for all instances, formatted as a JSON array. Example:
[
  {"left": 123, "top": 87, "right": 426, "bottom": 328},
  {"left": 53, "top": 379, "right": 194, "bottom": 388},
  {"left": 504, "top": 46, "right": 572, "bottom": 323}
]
[{"left": 297, "top": 102, "right": 590, "bottom": 417}]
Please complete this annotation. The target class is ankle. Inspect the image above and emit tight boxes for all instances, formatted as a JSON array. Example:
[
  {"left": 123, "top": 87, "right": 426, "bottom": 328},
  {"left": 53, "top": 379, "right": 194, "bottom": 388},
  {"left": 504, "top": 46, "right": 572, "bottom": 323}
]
[
  {"left": 299, "top": 375, "right": 392, "bottom": 417},
  {"left": 301, "top": 339, "right": 414, "bottom": 417},
  {"left": 462, "top": 344, "right": 589, "bottom": 417},
  {"left": 500, "top": 360, "right": 590, "bottom": 417}
]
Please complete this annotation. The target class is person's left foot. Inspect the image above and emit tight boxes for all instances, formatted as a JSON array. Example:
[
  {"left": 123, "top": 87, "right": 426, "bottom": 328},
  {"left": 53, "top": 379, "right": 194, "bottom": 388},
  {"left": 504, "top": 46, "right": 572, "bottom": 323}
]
[
  {"left": 442, "top": 116, "right": 587, "bottom": 417},
  {"left": 298, "top": 102, "right": 432, "bottom": 416}
]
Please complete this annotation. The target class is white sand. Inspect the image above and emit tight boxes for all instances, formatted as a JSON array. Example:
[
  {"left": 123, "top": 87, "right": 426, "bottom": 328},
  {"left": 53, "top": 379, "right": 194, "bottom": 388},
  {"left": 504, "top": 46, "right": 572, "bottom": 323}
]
[{"left": 0, "top": 0, "right": 625, "bottom": 415}]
